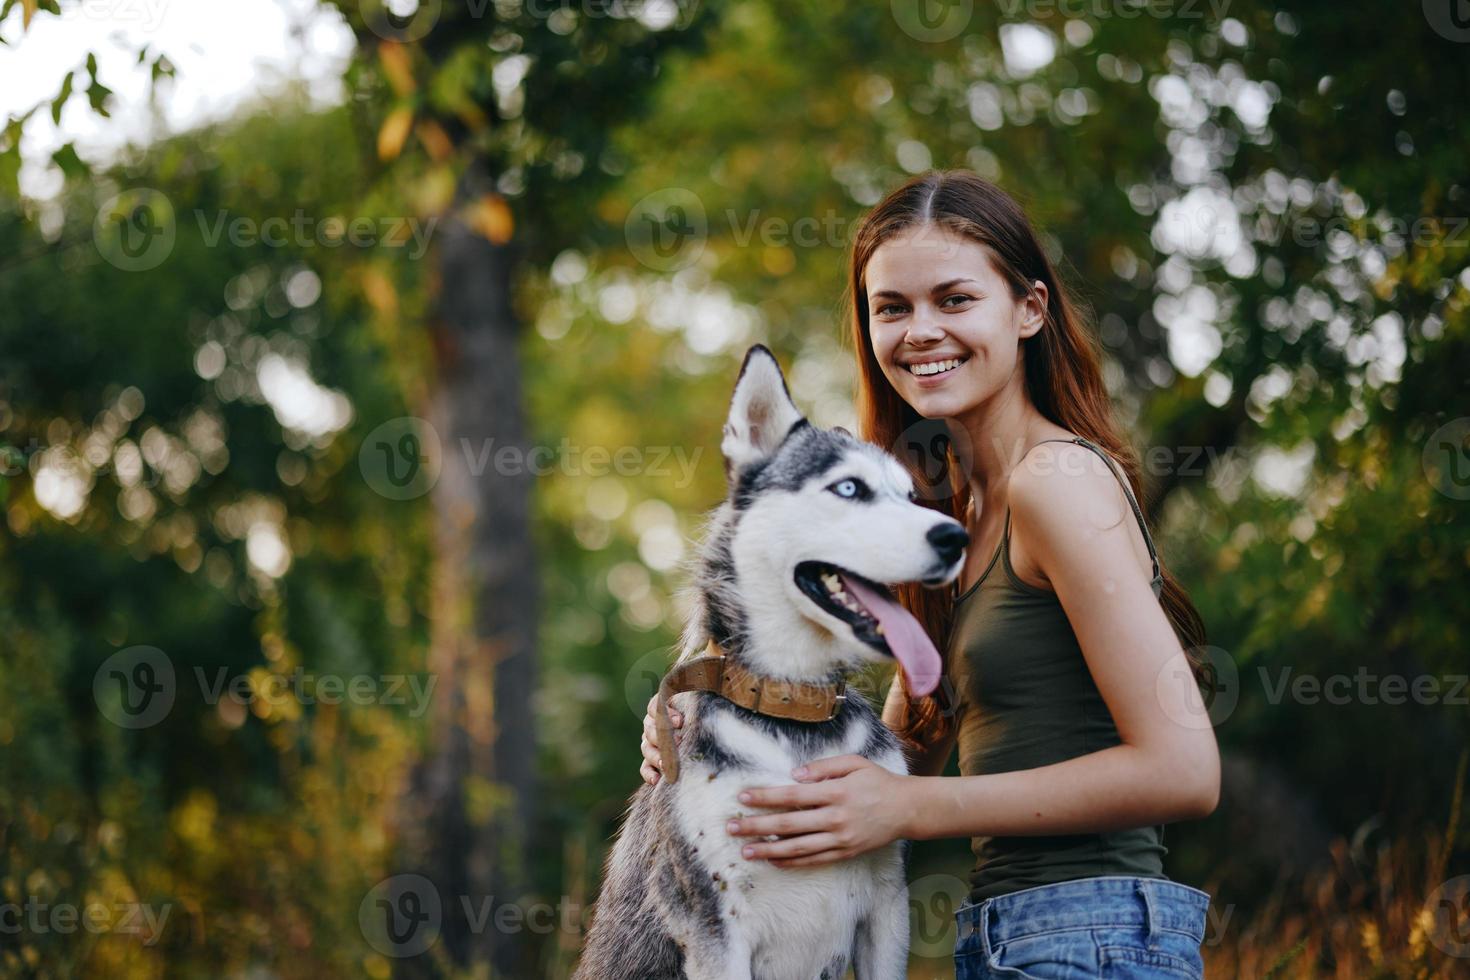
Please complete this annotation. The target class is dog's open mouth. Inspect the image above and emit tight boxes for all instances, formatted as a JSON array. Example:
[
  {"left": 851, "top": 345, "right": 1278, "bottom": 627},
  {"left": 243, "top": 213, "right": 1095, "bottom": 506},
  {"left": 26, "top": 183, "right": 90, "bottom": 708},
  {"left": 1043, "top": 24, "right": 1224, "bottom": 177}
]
[
  {"left": 795, "top": 561, "right": 890, "bottom": 650},
  {"left": 793, "top": 561, "right": 942, "bottom": 696}
]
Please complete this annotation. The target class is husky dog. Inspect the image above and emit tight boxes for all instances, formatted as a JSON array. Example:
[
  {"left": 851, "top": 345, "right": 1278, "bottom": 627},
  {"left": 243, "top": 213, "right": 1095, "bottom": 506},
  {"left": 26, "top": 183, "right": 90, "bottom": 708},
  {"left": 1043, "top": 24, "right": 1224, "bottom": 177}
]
[{"left": 573, "top": 345, "right": 968, "bottom": 980}]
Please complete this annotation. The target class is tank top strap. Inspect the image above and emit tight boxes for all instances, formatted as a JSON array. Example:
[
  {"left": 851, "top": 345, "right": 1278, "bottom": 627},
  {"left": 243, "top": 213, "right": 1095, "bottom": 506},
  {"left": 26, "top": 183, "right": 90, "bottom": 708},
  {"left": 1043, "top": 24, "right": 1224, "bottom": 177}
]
[{"left": 1005, "top": 436, "right": 1163, "bottom": 594}]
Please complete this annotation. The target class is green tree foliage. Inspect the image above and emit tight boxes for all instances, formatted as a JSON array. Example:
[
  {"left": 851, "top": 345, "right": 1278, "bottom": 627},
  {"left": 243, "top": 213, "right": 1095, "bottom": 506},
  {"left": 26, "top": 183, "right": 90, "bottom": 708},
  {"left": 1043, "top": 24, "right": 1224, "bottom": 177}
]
[
  {"left": 1, "top": 0, "right": 1468, "bottom": 976},
  {"left": 1, "top": 104, "right": 438, "bottom": 976}
]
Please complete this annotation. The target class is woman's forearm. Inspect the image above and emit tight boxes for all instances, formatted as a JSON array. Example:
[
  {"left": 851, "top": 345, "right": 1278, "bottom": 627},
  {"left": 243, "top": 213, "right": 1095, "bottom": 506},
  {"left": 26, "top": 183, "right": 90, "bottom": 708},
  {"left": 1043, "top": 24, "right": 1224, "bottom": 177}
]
[
  {"left": 880, "top": 680, "right": 956, "bottom": 778},
  {"left": 901, "top": 741, "right": 1219, "bottom": 841}
]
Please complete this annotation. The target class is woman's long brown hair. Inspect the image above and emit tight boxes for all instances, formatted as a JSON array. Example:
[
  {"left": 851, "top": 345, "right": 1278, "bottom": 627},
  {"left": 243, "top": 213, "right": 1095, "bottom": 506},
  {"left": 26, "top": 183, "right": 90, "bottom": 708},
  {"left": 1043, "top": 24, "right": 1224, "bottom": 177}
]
[{"left": 846, "top": 170, "right": 1208, "bottom": 752}]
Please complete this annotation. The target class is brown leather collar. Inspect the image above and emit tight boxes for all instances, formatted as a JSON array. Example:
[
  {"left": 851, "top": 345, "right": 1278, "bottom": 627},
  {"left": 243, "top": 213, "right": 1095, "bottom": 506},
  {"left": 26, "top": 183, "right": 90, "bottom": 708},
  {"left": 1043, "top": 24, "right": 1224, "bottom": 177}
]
[{"left": 655, "top": 640, "right": 847, "bottom": 783}]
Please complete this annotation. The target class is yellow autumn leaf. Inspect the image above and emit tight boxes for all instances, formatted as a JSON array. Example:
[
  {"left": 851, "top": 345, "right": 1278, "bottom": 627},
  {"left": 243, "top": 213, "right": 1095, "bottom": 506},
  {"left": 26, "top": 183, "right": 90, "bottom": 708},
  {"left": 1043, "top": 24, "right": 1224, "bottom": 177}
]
[
  {"left": 454, "top": 101, "right": 490, "bottom": 133},
  {"left": 377, "top": 41, "right": 416, "bottom": 96},
  {"left": 465, "top": 193, "right": 514, "bottom": 244},
  {"left": 376, "top": 106, "right": 414, "bottom": 161},
  {"left": 413, "top": 166, "right": 457, "bottom": 216},
  {"left": 359, "top": 266, "right": 399, "bottom": 320},
  {"left": 415, "top": 118, "right": 453, "bottom": 162}
]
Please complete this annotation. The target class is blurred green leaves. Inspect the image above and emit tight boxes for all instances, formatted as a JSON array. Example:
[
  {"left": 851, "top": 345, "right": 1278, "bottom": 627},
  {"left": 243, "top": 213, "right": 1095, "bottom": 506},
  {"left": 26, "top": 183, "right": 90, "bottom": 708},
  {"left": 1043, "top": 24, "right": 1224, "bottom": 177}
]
[{"left": 1, "top": 0, "right": 1468, "bottom": 975}]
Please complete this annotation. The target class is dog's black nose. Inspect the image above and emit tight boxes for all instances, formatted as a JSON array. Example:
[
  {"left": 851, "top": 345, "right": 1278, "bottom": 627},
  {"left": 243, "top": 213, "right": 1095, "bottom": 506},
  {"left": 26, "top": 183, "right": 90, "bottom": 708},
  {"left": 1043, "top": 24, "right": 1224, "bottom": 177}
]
[{"left": 927, "top": 522, "right": 969, "bottom": 564}]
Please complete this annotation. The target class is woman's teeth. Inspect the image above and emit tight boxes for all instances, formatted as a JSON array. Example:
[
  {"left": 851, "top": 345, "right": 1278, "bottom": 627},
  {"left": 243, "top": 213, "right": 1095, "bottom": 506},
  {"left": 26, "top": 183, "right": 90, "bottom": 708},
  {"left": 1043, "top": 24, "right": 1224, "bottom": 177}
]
[{"left": 907, "top": 357, "right": 966, "bottom": 377}]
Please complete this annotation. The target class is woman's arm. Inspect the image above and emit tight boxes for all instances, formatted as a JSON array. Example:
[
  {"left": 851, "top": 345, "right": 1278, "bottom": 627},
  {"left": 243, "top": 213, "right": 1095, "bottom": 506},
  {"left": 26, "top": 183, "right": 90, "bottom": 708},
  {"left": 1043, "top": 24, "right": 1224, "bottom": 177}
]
[
  {"left": 639, "top": 694, "right": 681, "bottom": 785},
  {"left": 729, "top": 447, "right": 1220, "bottom": 866},
  {"left": 904, "top": 446, "right": 1220, "bottom": 837},
  {"left": 881, "top": 677, "right": 957, "bottom": 778}
]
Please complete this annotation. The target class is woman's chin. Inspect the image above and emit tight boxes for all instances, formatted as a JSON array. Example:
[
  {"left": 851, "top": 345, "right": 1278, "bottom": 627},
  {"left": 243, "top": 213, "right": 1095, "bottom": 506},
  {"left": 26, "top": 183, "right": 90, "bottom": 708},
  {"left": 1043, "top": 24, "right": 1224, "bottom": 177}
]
[{"left": 903, "top": 387, "right": 970, "bottom": 418}]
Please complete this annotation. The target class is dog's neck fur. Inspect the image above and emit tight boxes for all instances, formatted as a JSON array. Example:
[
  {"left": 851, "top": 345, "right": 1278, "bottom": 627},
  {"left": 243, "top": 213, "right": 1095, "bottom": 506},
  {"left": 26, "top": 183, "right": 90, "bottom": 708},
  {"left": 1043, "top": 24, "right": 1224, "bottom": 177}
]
[{"left": 706, "top": 619, "right": 849, "bottom": 687}]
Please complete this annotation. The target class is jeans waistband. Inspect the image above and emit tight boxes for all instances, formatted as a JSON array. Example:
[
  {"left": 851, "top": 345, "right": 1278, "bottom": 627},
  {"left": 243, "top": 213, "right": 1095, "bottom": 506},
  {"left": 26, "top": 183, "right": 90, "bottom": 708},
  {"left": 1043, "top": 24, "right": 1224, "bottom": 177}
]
[{"left": 956, "top": 876, "right": 1210, "bottom": 947}]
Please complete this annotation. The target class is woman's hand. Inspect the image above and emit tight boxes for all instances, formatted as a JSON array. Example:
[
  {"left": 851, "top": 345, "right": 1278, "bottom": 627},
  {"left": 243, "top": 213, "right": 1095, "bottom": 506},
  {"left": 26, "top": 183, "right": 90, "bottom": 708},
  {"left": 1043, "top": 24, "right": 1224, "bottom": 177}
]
[
  {"left": 725, "top": 755, "right": 914, "bottom": 868},
  {"left": 639, "top": 694, "right": 682, "bottom": 786}
]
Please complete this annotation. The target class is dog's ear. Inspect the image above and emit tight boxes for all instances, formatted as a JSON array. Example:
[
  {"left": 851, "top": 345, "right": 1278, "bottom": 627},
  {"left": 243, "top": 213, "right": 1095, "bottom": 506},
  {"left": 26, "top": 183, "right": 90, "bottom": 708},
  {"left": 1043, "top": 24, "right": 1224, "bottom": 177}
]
[{"left": 722, "top": 344, "right": 805, "bottom": 473}]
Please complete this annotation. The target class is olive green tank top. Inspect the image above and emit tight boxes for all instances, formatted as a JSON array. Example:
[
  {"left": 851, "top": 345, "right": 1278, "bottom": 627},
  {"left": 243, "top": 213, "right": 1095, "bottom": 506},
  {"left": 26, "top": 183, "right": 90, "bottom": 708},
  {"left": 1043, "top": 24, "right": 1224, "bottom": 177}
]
[{"left": 948, "top": 435, "right": 1170, "bottom": 902}]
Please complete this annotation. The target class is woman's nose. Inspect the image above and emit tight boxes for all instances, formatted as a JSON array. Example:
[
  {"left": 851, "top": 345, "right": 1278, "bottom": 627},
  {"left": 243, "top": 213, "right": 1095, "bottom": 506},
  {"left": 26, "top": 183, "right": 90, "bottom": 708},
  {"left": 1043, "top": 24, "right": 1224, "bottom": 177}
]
[{"left": 904, "top": 312, "right": 945, "bottom": 345}]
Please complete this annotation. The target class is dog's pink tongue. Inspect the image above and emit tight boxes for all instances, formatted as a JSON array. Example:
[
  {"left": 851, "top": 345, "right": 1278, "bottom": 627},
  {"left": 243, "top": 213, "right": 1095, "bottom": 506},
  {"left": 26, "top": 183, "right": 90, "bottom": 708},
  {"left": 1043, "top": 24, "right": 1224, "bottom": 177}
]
[{"left": 839, "top": 574, "right": 942, "bottom": 696}]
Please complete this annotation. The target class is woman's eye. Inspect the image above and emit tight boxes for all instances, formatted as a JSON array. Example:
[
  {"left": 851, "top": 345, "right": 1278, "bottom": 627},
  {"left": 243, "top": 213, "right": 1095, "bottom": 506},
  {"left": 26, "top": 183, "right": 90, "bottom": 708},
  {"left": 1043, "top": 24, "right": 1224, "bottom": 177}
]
[
  {"left": 941, "top": 293, "right": 973, "bottom": 308},
  {"left": 829, "top": 478, "right": 869, "bottom": 500},
  {"left": 875, "top": 303, "right": 906, "bottom": 317}
]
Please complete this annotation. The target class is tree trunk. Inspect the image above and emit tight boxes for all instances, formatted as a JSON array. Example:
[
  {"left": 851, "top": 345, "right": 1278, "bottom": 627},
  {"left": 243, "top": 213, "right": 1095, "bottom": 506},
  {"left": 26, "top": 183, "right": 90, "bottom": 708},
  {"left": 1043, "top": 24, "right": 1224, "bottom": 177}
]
[{"left": 406, "top": 162, "right": 538, "bottom": 976}]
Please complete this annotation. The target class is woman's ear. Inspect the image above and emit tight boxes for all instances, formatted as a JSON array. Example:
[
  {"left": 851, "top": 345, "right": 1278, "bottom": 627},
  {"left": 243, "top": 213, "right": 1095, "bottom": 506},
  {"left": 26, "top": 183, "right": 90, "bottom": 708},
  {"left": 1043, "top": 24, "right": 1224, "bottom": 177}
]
[{"left": 1017, "top": 279, "right": 1049, "bottom": 339}]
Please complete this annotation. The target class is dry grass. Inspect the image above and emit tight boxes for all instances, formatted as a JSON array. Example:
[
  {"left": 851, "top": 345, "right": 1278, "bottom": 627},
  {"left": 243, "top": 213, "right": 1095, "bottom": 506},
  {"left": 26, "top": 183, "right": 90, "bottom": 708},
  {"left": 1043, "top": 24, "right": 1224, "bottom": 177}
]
[{"left": 1204, "top": 753, "right": 1468, "bottom": 979}]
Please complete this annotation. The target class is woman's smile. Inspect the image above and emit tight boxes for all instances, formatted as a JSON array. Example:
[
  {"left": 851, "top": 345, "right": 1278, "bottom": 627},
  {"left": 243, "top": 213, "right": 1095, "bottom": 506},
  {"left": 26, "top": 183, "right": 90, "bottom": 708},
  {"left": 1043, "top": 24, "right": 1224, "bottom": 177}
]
[{"left": 903, "top": 354, "right": 971, "bottom": 385}]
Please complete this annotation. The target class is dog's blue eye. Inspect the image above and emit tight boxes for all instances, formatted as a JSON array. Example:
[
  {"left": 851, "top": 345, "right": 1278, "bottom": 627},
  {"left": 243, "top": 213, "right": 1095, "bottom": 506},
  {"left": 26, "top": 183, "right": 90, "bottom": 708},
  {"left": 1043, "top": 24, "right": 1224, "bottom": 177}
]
[{"left": 829, "top": 478, "right": 870, "bottom": 500}]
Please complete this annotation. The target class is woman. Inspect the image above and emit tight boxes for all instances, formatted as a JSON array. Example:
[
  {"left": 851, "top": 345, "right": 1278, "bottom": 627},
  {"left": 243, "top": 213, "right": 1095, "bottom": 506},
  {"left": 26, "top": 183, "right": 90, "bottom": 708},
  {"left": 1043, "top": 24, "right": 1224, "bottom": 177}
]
[{"left": 639, "top": 170, "right": 1220, "bottom": 978}]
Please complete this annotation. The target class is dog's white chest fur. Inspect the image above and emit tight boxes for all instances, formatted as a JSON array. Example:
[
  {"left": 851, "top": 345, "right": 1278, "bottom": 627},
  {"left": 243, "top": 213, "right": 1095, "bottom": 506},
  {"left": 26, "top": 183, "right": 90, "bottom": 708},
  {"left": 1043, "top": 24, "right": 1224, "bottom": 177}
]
[{"left": 668, "top": 706, "right": 908, "bottom": 979}]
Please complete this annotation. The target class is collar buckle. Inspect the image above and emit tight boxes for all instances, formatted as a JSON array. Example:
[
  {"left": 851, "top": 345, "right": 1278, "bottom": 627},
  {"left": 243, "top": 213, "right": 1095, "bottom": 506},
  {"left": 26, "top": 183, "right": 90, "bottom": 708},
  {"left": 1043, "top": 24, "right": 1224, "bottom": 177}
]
[{"left": 827, "top": 684, "right": 847, "bottom": 721}]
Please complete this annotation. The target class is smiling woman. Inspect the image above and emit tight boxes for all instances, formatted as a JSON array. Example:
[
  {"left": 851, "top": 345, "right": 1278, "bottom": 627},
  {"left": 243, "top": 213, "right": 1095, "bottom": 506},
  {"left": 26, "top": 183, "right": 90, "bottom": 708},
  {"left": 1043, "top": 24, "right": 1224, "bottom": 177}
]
[{"left": 642, "top": 170, "right": 1221, "bottom": 979}]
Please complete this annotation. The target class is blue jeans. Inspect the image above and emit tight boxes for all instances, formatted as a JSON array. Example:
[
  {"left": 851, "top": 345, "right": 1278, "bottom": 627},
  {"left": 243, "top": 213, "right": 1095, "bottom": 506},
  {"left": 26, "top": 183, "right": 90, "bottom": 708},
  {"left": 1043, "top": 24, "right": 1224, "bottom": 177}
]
[{"left": 953, "top": 876, "right": 1211, "bottom": 979}]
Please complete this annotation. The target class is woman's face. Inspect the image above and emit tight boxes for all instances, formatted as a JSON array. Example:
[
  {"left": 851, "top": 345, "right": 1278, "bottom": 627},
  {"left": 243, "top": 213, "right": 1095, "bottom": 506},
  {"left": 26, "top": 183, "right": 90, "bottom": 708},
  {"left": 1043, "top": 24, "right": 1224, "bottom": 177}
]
[{"left": 865, "top": 223, "right": 1046, "bottom": 421}]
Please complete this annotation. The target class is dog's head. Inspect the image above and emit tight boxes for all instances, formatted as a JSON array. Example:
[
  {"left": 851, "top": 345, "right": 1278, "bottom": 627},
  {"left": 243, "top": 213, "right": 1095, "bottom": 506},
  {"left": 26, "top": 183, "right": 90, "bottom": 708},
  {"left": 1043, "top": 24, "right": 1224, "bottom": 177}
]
[{"left": 707, "top": 344, "right": 968, "bottom": 692}]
